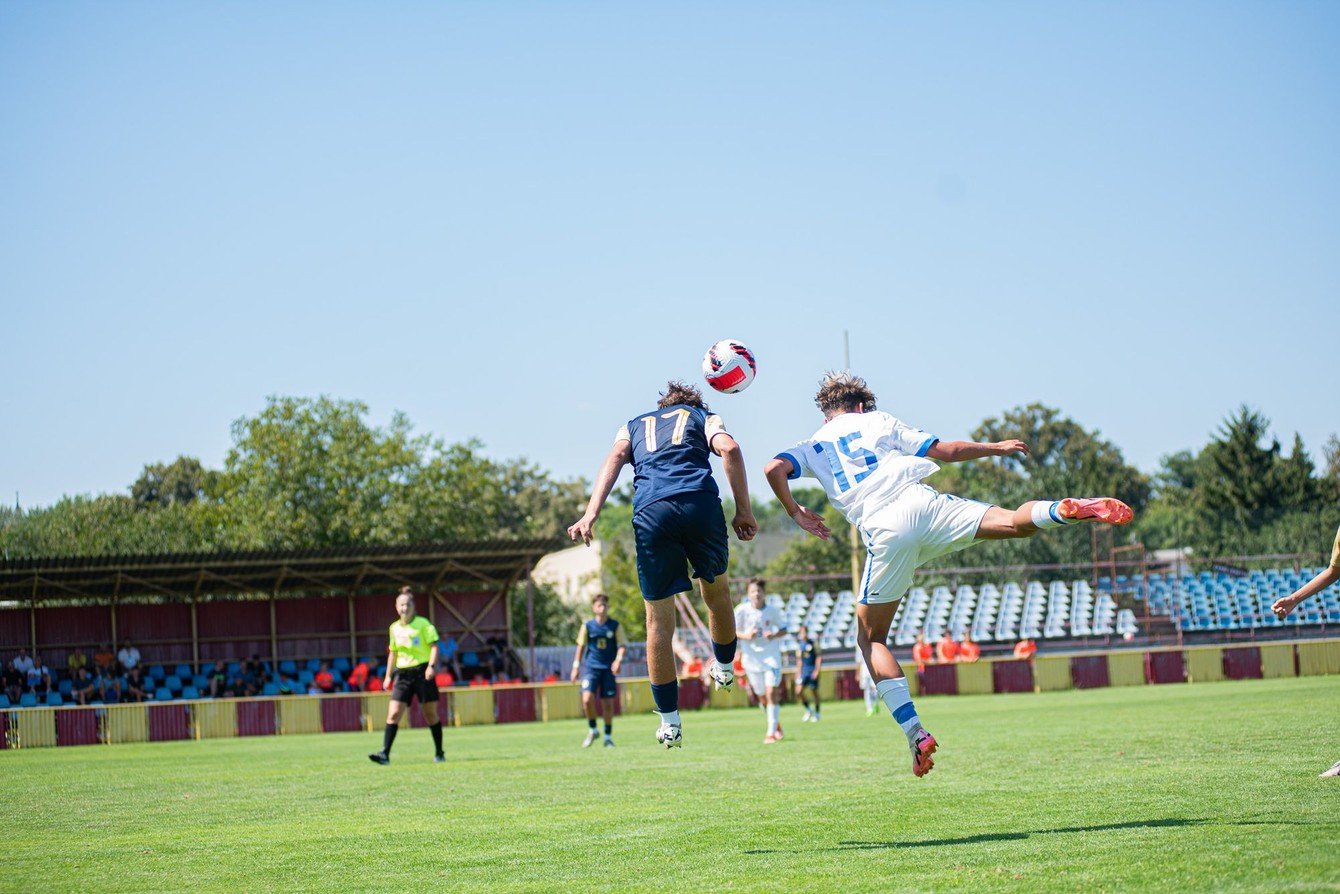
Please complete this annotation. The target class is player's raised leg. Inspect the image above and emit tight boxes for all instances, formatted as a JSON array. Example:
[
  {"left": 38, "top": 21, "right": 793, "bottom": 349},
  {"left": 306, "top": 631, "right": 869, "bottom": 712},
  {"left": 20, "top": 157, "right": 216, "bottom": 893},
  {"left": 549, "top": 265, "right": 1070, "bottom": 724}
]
[
  {"left": 856, "top": 598, "right": 937, "bottom": 778},
  {"left": 974, "top": 498, "right": 1133, "bottom": 540},
  {"left": 698, "top": 566, "right": 739, "bottom": 691}
]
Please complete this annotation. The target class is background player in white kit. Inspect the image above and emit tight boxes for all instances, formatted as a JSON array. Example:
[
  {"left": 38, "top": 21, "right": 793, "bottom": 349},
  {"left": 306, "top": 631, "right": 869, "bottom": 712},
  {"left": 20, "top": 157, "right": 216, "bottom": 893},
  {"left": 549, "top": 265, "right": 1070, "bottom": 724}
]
[
  {"left": 765, "top": 372, "right": 1133, "bottom": 778},
  {"left": 734, "top": 577, "right": 787, "bottom": 743}
]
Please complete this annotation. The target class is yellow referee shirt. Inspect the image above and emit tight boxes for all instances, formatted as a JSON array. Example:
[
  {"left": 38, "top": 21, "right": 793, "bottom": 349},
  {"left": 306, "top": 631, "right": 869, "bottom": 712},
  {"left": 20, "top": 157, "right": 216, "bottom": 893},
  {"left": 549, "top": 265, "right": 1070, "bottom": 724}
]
[{"left": 389, "top": 617, "right": 439, "bottom": 668}]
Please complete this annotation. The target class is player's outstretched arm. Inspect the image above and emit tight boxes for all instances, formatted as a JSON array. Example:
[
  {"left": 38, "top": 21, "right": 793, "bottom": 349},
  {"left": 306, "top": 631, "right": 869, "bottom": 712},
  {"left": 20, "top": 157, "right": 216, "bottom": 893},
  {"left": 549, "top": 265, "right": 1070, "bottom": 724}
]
[
  {"left": 764, "top": 457, "right": 831, "bottom": 541},
  {"left": 926, "top": 439, "right": 1029, "bottom": 463},
  {"left": 567, "top": 441, "right": 633, "bottom": 546},
  {"left": 1273, "top": 565, "right": 1340, "bottom": 619},
  {"left": 713, "top": 433, "right": 758, "bottom": 541}
]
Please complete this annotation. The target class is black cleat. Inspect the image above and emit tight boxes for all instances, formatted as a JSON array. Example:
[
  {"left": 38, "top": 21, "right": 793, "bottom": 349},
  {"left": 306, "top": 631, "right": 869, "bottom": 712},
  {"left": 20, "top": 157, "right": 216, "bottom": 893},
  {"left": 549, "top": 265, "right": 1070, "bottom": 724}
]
[
  {"left": 433, "top": 754, "right": 446, "bottom": 763},
  {"left": 368, "top": 751, "right": 390, "bottom": 765}
]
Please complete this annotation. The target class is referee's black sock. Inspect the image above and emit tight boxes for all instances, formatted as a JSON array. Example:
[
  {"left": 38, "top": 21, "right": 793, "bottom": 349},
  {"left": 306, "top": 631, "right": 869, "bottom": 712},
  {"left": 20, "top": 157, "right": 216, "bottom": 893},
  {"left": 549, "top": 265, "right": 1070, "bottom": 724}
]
[
  {"left": 382, "top": 722, "right": 398, "bottom": 755},
  {"left": 430, "top": 722, "right": 443, "bottom": 756}
]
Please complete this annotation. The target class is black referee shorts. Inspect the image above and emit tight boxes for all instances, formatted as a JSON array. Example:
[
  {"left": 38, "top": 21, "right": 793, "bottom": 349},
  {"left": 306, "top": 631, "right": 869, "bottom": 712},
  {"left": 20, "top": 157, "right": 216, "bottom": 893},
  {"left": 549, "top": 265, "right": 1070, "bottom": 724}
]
[{"left": 389, "top": 664, "right": 439, "bottom": 705}]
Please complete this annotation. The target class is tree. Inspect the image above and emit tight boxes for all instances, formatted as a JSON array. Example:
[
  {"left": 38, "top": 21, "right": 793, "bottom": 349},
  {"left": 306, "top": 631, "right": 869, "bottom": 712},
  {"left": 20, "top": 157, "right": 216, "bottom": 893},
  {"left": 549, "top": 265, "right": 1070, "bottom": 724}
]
[
  {"left": 132, "top": 456, "right": 216, "bottom": 508},
  {"left": 509, "top": 580, "right": 582, "bottom": 650}
]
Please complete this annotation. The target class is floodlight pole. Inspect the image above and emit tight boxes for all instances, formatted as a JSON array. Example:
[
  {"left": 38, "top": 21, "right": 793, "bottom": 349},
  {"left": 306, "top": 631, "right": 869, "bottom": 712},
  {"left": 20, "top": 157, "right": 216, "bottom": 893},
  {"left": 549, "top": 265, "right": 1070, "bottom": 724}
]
[{"left": 845, "top": 331, "right": 861, "bottom": 597}]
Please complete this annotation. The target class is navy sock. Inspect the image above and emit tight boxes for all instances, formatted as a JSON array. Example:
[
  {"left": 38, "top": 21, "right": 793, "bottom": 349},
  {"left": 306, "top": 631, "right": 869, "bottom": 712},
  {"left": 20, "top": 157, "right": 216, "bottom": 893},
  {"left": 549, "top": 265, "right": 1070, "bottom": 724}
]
[
  {"left": 650, "top": 680, "right": 679, "bottom": 714},
  {"left": 382, "top": 722, "right": 398, "bottom": 755},
  {"left": 712, "top": 638, "right": 737, "bottom": 667},
  {"left": 603, "top": 723, "right": 612, "bottom": 736},
  {"left": 588, "top": 717, "right": 597, "bottom": 730}
]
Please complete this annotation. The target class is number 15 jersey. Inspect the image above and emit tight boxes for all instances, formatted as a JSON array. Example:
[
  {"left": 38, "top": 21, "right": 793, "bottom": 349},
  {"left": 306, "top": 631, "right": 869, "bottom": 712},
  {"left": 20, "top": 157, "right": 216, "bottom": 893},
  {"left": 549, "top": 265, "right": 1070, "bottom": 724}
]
[
  {"left": 616, "top": 404, "right": 729, "bottom": 513},
  {"left": 776, "top": 411, "right": 940, "bottom": 528}
]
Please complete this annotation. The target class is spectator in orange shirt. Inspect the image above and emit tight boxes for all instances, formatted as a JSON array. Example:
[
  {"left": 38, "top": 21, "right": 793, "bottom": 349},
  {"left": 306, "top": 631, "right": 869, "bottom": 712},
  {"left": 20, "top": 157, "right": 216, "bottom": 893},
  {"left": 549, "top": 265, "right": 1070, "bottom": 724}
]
[
  {"left": 435, "top": 668, "right": 455, "bottom": 688},
  {"left": 93, "top": 643, "right": 117, "bottom": 673},
  {"left": 313, "top": 661, "right": 336, "bottom": 693},
  {"left": 348, "top": 658, "right": 372, "bottom": 691},
  {"left": 958, "top": 634, "right": 980, "bottom": 663},
  {"left": 1013, "top": 638, "right": 1037, "bottom": 660},
  {"left": 911, "top": 634, "right": 933, "bottom": 672},
  {"left": 935, "top": 632, "right": 958, "bottom": 665}
]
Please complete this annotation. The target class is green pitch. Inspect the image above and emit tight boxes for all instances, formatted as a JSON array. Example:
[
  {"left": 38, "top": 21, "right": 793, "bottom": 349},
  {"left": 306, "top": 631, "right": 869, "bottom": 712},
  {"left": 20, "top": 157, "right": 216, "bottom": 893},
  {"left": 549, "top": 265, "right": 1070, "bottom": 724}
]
[{"left": 7, "top": 677, "right": 1339, "bottom": 893}]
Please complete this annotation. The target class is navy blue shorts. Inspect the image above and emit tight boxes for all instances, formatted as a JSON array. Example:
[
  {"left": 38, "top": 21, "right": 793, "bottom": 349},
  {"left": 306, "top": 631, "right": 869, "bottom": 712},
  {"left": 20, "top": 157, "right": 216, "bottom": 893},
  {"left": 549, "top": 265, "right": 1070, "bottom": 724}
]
[
  {"left": 799, "top": 674, "right": 818, "bottom": 689},
  {"left": 581, "top": 668, "right": 617, "bottom": 699},
  {"left": 632, "top": 491, "right": 730, "bottom": 601}
]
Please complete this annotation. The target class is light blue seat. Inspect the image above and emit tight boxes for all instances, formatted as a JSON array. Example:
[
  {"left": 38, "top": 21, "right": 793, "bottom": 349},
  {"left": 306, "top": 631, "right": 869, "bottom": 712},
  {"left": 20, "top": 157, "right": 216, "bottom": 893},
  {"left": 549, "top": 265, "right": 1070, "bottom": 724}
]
[
  {"left": 45, "top": 692, "right": 63, "bottom": 706},
  {"left": 19, "top": 692, "right": 38, "bottom": 707},
  {"left": 181, "top": 686, "right": 200, "bottom": 700},
  {"left": 262, "top": 683, "right": 280, "bottom": 696}
]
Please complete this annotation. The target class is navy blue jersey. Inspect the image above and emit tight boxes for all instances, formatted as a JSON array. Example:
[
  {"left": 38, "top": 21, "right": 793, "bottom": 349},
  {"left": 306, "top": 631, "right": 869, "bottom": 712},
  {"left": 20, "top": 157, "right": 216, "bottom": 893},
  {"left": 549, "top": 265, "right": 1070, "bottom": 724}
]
[
  {"left": 799, "top": 639, "right": 819, "bottom": 676},
  {"left": 618, "top": 404, "right": 726, "bottom": 513},
  {"left": 579, "top": 618, "right": 626, "bottom": 671}
]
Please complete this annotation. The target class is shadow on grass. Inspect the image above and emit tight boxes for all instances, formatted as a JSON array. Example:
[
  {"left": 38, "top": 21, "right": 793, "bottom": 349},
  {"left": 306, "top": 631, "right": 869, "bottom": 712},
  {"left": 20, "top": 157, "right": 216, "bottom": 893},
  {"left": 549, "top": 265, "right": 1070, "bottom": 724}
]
[{"left": 745, "top": 818, "right": 1211, "bottom": 855}]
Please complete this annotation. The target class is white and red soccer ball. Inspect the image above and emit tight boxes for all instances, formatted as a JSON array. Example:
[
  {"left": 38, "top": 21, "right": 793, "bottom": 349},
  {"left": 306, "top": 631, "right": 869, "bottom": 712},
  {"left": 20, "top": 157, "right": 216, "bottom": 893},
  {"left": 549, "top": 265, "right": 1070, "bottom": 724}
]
[{"left": 702, "top": 339, "right": 757, "bottom": 394}]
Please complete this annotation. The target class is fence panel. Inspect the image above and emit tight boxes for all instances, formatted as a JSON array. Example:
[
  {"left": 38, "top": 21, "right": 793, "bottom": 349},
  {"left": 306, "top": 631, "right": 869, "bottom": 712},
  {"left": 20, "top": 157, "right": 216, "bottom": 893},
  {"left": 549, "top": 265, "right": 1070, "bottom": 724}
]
[
  {"left": 278, "top": 697, "right": 322, "bottom": 735},
  {"left": 495, "top": 687, "right": 538, "bottom": 724},
  {"left": 321, "top": 696, "right": 363, "bottom": 733},
  {"left": 56, "top": 709, "right": 98, "bottom": 746},
  {"left": 918, "top": 664, "right": 958, "bottom": 696},
  {"left": 1146, "top": 650, "right": 1186, "bottom": 685},
  {"left": 992, "top": 660, "right": 1035, "bottom": 693},
  {"left": 1259, "top": 643, "right": 1296, "bottom": 679},
  {"left": 194, "top": 702, "right": 238, "bottom": 739},
  {"left": 14, "top": 708, "right": 57, "bottom": 748},
  {"left": 1222, "top": 647, "right": 1263, "bottom": 681},
  {"left": 1297, "top": 641, "right": 1340, "bottom": 676},
  {"left": 104, "top": 704, "right": 149, "bottom": 744},
  {"left": 955, "top": 662, "right": 993, "bottom": 695},
  {"left": 451, "top": 689, "right": 495, "bottom": 726},
  {"left": 1106, "top": 652, "right": 1146, "bottom": 687},
  {"left": 1186, "top": 647, "right": 1225, "bottom": 684}
]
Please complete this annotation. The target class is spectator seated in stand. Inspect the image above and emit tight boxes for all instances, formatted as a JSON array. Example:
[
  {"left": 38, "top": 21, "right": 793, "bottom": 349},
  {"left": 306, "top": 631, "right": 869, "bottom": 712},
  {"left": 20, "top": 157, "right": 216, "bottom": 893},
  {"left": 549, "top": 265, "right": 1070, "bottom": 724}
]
[
  {"left": 67, "top": 648, "right": 89, "bottom": 677},
  {"left": 313, "top": 661, "right": 336, "bottom": 694},
  {"left": 25, "top": 656, "right": 53, "bottom": 696},
  {"left": 1013, "top": 638, "right": 1037, "bottom": 660},
  {"left": 4, "top": 659, "right": 25, "bottom": 704},
  {"left": 347, "top": 658, "right": 373, "bottom": 691},
  {"left": 434, "top": 668, "right": 455, "bottom": 688},
  {"left": 275, "top": 671, "right": 295, "bottom": 695},
  {"left": 117, "top": 639, "right": 141, "bottom": 673},
  {"left": 93, "top": 643, "right": 117, "bottom": 675},
  {"left": 241, "top": 654, "right": 268, "bottom": 697},
  {"left": 935, "top": 632, "right": 959, "bottom": 665},
  {"left": 957, "top": 635, "right": 981, "bottom": 663},
  {"left": 440, "top": 633, "right": 461, "bottom": 680},
  {"left": 95, "top": 663, "right": 122, "bottom": 702},
  {"left": 70, "top": 666, "right": 98, "bottom": 705},
  {"left": 543, "top": 671, "right": 560, "bottom": 683},
  {"left": 207, "top": 660, "right": 229, "bottom": 698},
  {"left": 122, "top": 666, "right": 149, "bottom": 703},
  {"left": 912, "top": 634, "right": 933, "bottom": 671}
]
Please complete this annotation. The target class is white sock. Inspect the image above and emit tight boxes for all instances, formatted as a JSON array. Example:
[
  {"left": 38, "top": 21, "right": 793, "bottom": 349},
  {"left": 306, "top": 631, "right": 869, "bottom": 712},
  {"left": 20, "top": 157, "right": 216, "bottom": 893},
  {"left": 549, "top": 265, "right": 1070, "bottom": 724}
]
[
  {"left": 876, "top": 677, "right": 921, "bottom": 737},
  {"left": 1030, "top": 500, "right": 1069, "bottom": 529},
  {"left": 766, "top": 703, "right": 779, "bottom": 735},
  {"left": 658, "top": 710, "right": 681, "bottom": 726}
]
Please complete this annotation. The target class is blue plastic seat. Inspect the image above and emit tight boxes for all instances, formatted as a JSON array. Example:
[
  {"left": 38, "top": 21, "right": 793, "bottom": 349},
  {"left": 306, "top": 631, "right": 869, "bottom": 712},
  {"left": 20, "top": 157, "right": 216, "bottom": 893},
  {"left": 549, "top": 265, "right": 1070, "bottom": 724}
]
[
  {"left": 279, "top": 660, "right": 298, "bottom": 675},
  {"left": 262, "top": 683, "right": 280, "bottom": 696},
  {"left": 19, "top": 692, "right": 38, "bottom": 707},
  {"left": 58, "top": 679, "right": 74, "bottom": 696},
  {"left": 149, "top": 664, "right": 166, "bottom": 680},
  {"left": 175, "top": 663, "right": 193, "bottom": 679},
  {"left": 0, "top": 694, "right": 9, "bottom": 708},
  {"left": 306, "top": 658, "right": 322, "bottom": 672},
  {"left": 181, "top": 686, "right": 200, "bottom": 699},
  {"left": 164, "top": 676, "right": 183, "bottom": 692},
  {"left": 332, "top": 657, "right": 351, "bottom": 673},
  {"left": 45, "top": 692, "right": 63, "bottom": 706}
]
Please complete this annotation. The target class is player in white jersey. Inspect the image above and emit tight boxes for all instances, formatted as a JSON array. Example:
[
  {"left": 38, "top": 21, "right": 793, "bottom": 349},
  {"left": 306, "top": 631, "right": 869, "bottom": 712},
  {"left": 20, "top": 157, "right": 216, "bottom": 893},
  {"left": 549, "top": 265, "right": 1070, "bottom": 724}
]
[
  {"left": 734, "top": 578, "right": 787, "bottom": 742},
  {"left": 764, "top": 372, "right": 1133, "bottom": 778}
]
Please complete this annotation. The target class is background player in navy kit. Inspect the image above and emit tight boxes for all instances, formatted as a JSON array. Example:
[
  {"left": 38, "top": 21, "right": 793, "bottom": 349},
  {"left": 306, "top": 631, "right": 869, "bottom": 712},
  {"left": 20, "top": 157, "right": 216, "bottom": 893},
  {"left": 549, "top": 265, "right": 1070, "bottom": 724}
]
[
  {"left": 794, "top": 623, "right": 822, "bottom": 722},
  {"left": 570, "top": 593, "right": 627, "bottom": 747},
  {"left": 569, "top": 381, "right": 757, "bottom": 748}
]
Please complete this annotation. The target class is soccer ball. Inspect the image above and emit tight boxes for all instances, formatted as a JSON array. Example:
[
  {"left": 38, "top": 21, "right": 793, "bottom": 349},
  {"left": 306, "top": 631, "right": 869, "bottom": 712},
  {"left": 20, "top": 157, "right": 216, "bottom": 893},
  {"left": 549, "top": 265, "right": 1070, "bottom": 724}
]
[{"left": 702, "top": 339, "right": 757, "bottom": 394}]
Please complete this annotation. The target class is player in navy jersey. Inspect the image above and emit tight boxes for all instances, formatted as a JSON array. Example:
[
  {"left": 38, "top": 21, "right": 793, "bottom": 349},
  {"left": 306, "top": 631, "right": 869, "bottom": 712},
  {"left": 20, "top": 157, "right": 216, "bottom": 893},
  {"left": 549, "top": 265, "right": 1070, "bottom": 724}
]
[
  {"left": 569, "top": 381, "right": 757, "bottom": 748},
  {"left": 570, "top": 593, "right": 627, "bottom": 747},
  {"left": 794, "top": 623, "right": 822, "bottom": 722}
]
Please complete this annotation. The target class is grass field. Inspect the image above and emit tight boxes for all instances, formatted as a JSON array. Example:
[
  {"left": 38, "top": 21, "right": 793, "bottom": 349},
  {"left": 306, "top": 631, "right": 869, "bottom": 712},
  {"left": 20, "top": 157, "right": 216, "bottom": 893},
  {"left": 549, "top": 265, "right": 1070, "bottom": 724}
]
[{"left": 6, "top": 676, "right": 1340, "bottom": 893}]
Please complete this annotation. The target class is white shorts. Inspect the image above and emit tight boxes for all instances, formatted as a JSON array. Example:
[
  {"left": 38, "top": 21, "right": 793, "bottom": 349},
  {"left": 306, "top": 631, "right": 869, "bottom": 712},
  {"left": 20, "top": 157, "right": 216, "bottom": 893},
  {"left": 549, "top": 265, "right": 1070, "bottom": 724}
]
[
  {"left": 857, "top": 484, "right": 992, "bottom": 605},
  {"left": 741, "top": 656, "right": 782, "bottom": 695}
]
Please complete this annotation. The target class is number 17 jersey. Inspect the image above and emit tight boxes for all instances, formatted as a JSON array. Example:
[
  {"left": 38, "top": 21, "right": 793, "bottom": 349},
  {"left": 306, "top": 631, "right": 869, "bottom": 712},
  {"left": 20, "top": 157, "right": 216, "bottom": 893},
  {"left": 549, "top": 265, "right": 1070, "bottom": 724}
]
[
  {"left": 616, "top": 403, "right": 729, "bottom": 513},
  {"left": 775, "top": 411, "right": 940, "bottom": 528}
]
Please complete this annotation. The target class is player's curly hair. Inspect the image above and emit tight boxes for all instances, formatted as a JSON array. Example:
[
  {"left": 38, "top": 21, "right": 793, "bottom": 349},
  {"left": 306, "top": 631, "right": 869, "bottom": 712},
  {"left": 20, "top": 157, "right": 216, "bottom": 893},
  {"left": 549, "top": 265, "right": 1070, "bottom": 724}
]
[
  {"left": 814, "top": 371, "right": 877, "bottom": 418},
  {"left": 746, "top": 577, "right": 767, "bottom": 592},
  {"left": 658, "top": 380, "right": 710, "bottom": 411}
]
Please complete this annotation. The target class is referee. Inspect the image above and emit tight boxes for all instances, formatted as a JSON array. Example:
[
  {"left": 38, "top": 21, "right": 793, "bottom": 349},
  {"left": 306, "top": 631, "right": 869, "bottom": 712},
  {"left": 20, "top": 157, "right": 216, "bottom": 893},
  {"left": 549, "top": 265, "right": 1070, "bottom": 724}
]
[{"left": 369, "top": 586, "right": 445, "bottom": 765}]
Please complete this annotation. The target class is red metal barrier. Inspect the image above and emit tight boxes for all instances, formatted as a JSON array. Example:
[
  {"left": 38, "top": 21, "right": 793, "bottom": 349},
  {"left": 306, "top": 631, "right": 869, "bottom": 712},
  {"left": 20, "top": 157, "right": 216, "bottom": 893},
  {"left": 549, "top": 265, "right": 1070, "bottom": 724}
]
[
  {"left": 321, "top": 697, "right": 362, "bottom": 733},
  {"left": 992, "top": 660, "right": 1034, "bottom": 693},
  {"left": 56, "top": 710, "right": 100, "bottom": 746},
  {"left": 236, "top": 700, "right": 277, "bottom": 737},
  {"left": 494, "top": 687, "right": 536, "bottom": 724},
  {"left": 919, "top": 664, "right": 958, "bottom": 695},
  {"left": 407, "top": 701, "right": 426, "bottom": 727},
  {"left": 149, "top": 704, "right": 191, "bottom": 741},
  {"left": 0, "top": 711, "right": 7, "bottom": 749},
  {"left": 1146, "top": 651, "right": 1186, "bottom": 685},
  {"left": 678, "top": 678, "right": 706, "bottom": 710},
  {"left": 1071, "top": 656, "right": 1110, "bottom": 689},
  {"left": 1223, "top": 647, "right": 1263, "bottom": 680}
]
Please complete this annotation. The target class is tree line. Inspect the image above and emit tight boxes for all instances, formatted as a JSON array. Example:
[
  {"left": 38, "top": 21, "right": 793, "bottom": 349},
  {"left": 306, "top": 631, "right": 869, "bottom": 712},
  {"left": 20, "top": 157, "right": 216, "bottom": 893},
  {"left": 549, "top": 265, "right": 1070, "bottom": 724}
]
[{"left": 3, "top": 397, "right": 1336, "bottom": 643}]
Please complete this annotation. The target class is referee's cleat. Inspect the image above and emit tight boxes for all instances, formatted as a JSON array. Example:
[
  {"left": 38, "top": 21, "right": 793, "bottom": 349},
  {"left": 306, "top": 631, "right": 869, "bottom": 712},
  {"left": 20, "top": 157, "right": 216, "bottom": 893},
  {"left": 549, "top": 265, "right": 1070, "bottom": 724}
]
[
  {"left": 582, "top": 729, "right": 599, "bottom": 748},
  {"left": 603, "top": 737, "right": 615, "bottom": 748},
  {"left": 655, "top": 723, "right": 683, "bottom": 749},
  {"left": 1058, "top": 497, "right": 1133, "bottom": 525},
  {"left": 368, "top": 751, "right": 390, "bottom": 765},
  {"left": 708, "top": 660, "right": 735, "bottom": 691}
]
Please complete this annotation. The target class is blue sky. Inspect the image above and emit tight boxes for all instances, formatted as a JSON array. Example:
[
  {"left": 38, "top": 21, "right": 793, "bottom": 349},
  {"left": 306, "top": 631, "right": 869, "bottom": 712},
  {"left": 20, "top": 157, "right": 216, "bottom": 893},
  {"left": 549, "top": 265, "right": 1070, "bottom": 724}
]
[{"left": 3, "top": 1, "right": 1337, "bottom": 510}]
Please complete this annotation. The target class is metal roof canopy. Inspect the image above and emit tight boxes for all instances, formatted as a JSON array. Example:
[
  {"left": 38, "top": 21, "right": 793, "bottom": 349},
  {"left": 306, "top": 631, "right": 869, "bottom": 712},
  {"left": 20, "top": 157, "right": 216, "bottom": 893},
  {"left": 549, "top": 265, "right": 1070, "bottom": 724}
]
[{"left": 0, "top": 539, "right": 563, "bottom": 604}]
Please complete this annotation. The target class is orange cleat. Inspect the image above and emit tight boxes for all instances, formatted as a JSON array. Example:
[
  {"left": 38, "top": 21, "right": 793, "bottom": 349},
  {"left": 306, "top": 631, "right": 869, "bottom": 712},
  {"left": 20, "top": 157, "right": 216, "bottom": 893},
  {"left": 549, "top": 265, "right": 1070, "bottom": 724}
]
[
  {"left": 1058, "top": 497, "right": 1133, "bottom": 525},
  {"left": 763, "top": 734, "right": 778, "bottom": 744},
  {"left": 910, "top": 728, "right": 937, "bottom": 778}
]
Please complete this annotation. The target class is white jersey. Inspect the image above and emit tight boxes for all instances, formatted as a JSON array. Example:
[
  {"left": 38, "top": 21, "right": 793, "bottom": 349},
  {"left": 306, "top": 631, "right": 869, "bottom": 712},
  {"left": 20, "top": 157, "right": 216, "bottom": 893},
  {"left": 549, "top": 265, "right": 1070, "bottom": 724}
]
[
  {"left": 734, "top": 602, "right": 784, "bottom": 667},
  {"left": 776, "top": 411, "right": 940, "bottom": 528}
]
